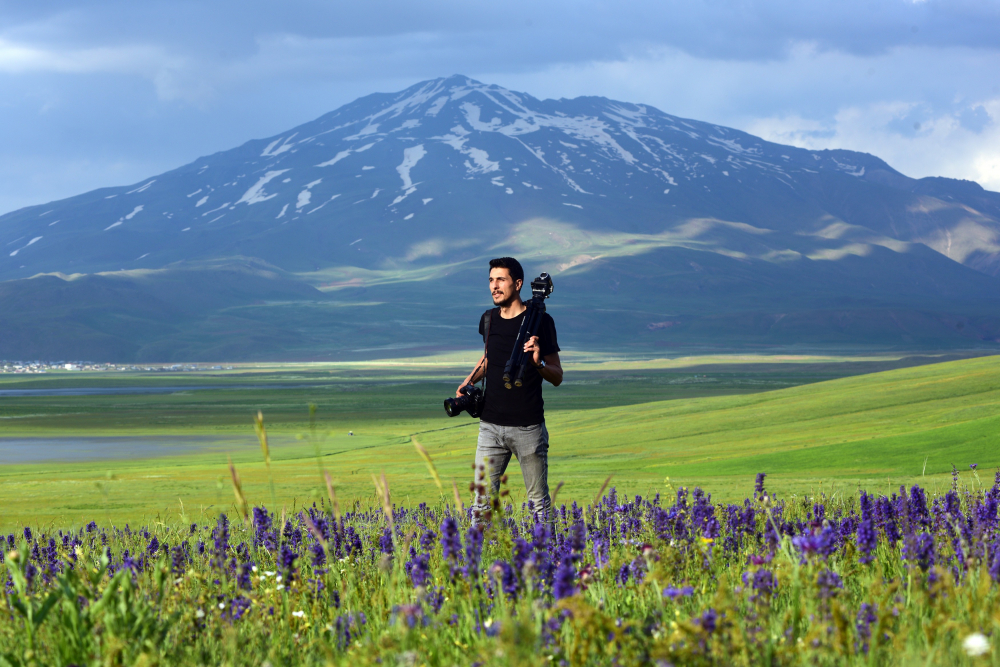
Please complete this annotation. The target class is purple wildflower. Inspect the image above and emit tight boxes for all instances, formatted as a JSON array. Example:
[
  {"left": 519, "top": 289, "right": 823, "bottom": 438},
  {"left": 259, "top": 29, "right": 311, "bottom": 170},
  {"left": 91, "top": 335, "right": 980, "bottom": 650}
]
[
  {"left": 903, "top": 532, "right": 936, "bottom": 571},
  {"left": 379, "top": 527, "right": 394, "bottom": 555},
  {"left": 698, "top": 608, "right": 718, "bottom": 633},
  {"left": 817, "top": 569, "right": 843, "bottom": 598},
  {"left": 252, "top": 507, "right": 277, "bottom": 551},
  {"left": 741, "top": 569, "right": 777, "bottom": 603},
  {"left": 464, "top": 526, "right": 484, "bottom": 577},
  {"left": 988, "top": 535, "right": 1000, "bottom": 581},
  {"left": 211, "top": 514, "right": 230, "bottom": 570},
  {"left": 491, "top": 561, "right": 519, "bottom": 598},
  {"left": 792, "top": 525, "right": 837, "bottom": 559},
  {"left": 237, "top": 562, "right": 253, "bottom": 590},
  {"left": 857, "top": 519, "right": 877, "bottom": 564},
  {"left": 856, "top": 603, "right": 878, "bottom": 654},
  {"left": 511, "top": 538, "right": 532, "bottom": 573},
  {"left": 552, "top": 562, "right": 577, "bottom": 599},
  {"left": 407, "top": 553, "right": 431, "bottom": 588},
  {"left": 279, "top": 544, "right": 298, "bottom": 584},
  {"left": 755, "top": 473, "right": 767, "bottom": 501},
  {"left": 440, "top": 517, "right": 462, "bottom": 561},
  {"left": 663, "top": 585, "right": 694, "bottom": 600},
  {"left": 147, "top": 536, "right": 160, "bottom": 556},
  {"left": 170, "top": 545, "right": 187, "bottom": 575},
  {"left": 224, "top": 595, "right": 252, "bottom": 622},
  {"left": 419, "top": 529, "right": 436, "bottom": 551}
]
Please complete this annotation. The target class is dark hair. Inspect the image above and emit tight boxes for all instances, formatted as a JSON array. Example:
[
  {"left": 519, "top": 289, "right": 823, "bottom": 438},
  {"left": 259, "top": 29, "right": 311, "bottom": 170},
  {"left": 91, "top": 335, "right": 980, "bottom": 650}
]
[{"left": 489, "top": 257, "right": 524, "bottom": 285}]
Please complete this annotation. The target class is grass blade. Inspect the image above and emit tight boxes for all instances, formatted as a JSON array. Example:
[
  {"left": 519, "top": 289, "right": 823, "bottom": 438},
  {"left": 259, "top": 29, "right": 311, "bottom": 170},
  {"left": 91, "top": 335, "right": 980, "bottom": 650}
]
[
  {"left": 324, "top": 471, "right": 341, "bottom": 523},
  {"left": 412, "top": 438, "right": 443, "bottom": 492},
  {"left": 592, "top": 474, "right": 613, "bottom": 507}
]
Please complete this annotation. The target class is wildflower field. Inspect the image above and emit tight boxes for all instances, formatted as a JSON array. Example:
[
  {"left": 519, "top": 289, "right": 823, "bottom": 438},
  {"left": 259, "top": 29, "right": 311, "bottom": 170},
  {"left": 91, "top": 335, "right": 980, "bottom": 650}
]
[{"left": 2, "top": 463, "right": 999, "bottom": 666}]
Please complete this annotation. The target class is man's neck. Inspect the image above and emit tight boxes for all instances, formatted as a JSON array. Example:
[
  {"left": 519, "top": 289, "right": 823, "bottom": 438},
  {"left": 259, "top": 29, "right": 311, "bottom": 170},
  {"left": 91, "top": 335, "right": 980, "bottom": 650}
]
[{"left": 499, "top": 297, "right": 526, "bottom": 319}]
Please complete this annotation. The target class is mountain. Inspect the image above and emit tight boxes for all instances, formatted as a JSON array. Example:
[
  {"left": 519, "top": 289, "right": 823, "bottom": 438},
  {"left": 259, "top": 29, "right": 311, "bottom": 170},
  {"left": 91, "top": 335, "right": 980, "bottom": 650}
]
[{"left": 2, "top": 75, "right": 1000, "bottom": 361}]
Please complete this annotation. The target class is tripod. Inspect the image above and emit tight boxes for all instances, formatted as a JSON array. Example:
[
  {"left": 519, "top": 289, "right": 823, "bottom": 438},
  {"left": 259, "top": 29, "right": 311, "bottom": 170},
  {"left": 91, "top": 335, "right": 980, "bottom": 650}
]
[{"left": 502, "top": 273, "right": 553, "bottom": 389}]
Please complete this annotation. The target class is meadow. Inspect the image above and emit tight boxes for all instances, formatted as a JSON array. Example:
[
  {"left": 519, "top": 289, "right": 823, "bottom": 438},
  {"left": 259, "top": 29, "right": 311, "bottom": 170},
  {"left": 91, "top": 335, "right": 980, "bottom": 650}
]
[
  {"left": 0, "top": 353, "right": 997, "bottom": 529},
  {"left": 2, "top": 353, "right": 1000, "bottom": 665}
]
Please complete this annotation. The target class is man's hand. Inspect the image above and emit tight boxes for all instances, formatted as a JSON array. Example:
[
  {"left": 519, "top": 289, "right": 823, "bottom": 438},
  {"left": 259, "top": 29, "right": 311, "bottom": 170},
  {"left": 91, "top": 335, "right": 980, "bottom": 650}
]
[
  {"left": 523, "top": 335, "right": 542, "bottom": 367},
  {"left": 458, "top": 354, "right": 487, "bottom": 396},
  {"left": 524, "top": 337, "right": 563, "bottom": 386}
]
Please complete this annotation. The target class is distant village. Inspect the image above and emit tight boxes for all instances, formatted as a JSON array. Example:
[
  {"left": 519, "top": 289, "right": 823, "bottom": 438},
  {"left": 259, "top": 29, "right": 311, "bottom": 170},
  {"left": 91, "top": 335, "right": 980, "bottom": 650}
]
[{"left": 0, "top": 361, "right": 234, "bottom": 374}]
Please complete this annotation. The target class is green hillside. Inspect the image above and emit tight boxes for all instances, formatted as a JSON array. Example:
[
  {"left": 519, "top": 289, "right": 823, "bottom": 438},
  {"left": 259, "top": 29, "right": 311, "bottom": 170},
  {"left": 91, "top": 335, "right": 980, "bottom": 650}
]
[{"left": 0, "top": 354, "right": 996, "bottom": 528}]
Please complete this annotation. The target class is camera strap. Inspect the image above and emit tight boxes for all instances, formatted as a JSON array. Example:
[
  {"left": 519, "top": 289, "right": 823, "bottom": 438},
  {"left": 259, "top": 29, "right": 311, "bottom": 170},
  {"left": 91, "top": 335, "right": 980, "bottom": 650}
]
[{"left": 475, "top": 308, "right": 495, "bottom": 391}]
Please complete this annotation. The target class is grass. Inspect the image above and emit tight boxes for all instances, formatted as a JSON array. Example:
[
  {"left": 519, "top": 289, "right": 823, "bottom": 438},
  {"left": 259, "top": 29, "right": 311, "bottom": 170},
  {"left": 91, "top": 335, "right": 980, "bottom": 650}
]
[{"left": 0, "top": 353, "right": 997, "bottom": 529}]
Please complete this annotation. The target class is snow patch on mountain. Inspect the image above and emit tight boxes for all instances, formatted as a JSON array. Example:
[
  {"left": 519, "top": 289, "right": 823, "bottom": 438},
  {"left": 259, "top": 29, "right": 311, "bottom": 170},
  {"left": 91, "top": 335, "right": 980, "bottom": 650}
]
[
  {"left": 9, "top": 236, "right": 42, "bottom": 256},
  {"left": 465, "top": 148, "right": 499, "bottom": 174},
  {"left": 426, "top": 97, "right": 448, "bottom": 116},
  {"left": 397, "top": 145, "right": 426, "bottom": 189},
  {"left": 317, "top": 150, "right": 352, "bottom": 168},
  {"left": 126, "top": 180, "right": 155, "bottom": 195},
  {"left": 308, "top": 194, "right": 340, "bottom": 214},
  {"left": 392, "top": 188, "right": 417, "bottom": 206},
  {"left": 344, "top": 124, "right": 379, "bottom": 141},
  {"left": 261, "top": 134, "right": 297, "bottom": 157},
  {"left": 296, "top": 179, "right": 322, "bottom": 210},
  {"left": 201, "top": 202, "right": 231, "bottom": 217},
  {"left": 236, "top": 170, "right": 290, "bottom": 205}
]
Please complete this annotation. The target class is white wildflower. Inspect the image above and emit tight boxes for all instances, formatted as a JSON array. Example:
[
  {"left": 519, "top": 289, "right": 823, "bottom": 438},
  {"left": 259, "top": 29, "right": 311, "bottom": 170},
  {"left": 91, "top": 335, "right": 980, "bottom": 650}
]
[
  {"left": 195, "top": 609, "right": 205, "bottom": 619},
  {"left": 218, "top": 603, "right": 225, "bottom": 610},
  {"left": 963, "top": 633, "right": 990, "bottom": 657},
  {"left": 292, "top": 610, "right": 306, "bottom": 618}
]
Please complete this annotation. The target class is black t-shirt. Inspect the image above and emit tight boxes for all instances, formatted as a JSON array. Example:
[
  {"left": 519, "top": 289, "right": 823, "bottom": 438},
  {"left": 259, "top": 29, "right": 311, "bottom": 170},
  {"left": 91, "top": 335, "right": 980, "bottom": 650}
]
[{"left": 478, "top": 307, "right": 560, "bottom": 426}]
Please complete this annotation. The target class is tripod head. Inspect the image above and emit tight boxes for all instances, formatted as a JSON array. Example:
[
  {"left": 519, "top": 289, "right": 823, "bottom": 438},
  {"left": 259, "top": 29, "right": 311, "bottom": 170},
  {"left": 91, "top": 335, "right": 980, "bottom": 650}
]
[{"left": 530, "top": 273, "right": 553, "bottom": 300}]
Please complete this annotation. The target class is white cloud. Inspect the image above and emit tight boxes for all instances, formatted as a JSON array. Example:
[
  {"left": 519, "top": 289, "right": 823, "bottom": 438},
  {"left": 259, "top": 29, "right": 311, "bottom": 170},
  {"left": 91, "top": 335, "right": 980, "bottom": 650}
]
[
  {"left": 747, "top": 99, "right": 1000, "bottom": 190},
  {"left": 485, "top": 44, "right": 1000, "bottom": 191}
]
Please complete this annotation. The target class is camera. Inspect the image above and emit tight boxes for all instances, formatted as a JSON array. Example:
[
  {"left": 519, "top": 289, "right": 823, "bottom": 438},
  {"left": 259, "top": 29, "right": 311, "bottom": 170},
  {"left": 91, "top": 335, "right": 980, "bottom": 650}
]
[
  {"left": 531, "top": 272, "right": 554, "bottom": 299},
  {"left": 444, "top": 384, "right": 484, "bottom": 418}
]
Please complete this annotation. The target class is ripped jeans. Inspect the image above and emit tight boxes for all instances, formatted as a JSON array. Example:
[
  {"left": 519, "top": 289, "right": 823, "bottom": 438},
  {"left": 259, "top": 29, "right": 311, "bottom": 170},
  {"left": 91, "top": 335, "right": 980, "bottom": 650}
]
[{"left": 471, "top": 420, "right": 551, "bottom": 524}]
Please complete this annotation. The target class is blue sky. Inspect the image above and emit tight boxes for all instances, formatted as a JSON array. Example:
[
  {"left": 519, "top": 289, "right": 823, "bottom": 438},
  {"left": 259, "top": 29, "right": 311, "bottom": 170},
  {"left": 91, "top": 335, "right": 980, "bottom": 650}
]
[{"left": 1, "top": 0, "right": 998, "bottom": 215}]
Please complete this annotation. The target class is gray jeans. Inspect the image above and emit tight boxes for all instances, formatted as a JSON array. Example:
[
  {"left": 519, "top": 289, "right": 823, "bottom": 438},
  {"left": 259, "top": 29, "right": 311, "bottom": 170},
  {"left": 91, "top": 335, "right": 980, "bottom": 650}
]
[{"left": 472, "top": 420, "right": 550, "bottom": 522}]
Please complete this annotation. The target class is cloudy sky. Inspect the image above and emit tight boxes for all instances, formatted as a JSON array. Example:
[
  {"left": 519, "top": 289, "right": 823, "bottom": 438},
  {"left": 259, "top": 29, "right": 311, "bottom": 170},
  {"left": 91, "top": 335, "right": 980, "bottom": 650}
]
[{"left": 1, "top": 0, "right": 998, "bottom": 215}]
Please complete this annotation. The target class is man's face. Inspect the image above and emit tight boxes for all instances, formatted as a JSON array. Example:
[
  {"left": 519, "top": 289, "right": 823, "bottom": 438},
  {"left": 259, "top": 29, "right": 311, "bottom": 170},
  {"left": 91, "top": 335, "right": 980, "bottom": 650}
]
[{"left": 489, "top": 267, "right": 522, "bottom": 307}]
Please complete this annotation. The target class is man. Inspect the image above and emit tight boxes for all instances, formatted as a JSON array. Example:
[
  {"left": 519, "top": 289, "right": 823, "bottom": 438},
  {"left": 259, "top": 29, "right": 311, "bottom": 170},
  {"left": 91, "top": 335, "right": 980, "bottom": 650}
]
[{"left": 457, "top": 257, "right": 563, "bottom": 522}]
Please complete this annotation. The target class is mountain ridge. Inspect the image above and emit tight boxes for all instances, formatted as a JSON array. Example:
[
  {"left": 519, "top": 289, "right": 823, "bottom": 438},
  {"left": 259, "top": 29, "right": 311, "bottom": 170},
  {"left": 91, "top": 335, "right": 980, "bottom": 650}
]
[{"left": 2, "top": 75, "right": 1000, "bottom": 360}]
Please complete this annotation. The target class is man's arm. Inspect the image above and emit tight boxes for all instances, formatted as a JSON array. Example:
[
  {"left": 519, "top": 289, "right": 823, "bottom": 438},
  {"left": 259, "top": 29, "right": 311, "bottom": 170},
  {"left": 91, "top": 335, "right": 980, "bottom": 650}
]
[
  {"left": 456, "top": 355, "right": 487, "bottom": 397},
  {"left": 523, "top": 337, "right": 563, "bottom": 386}
]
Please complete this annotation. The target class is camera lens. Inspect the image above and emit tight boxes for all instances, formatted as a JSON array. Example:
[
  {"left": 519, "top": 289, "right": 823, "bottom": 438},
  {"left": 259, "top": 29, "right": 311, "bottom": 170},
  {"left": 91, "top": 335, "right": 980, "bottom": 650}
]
[{"left": 444, "top": 394, "right": 473, "bottom": 417}]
